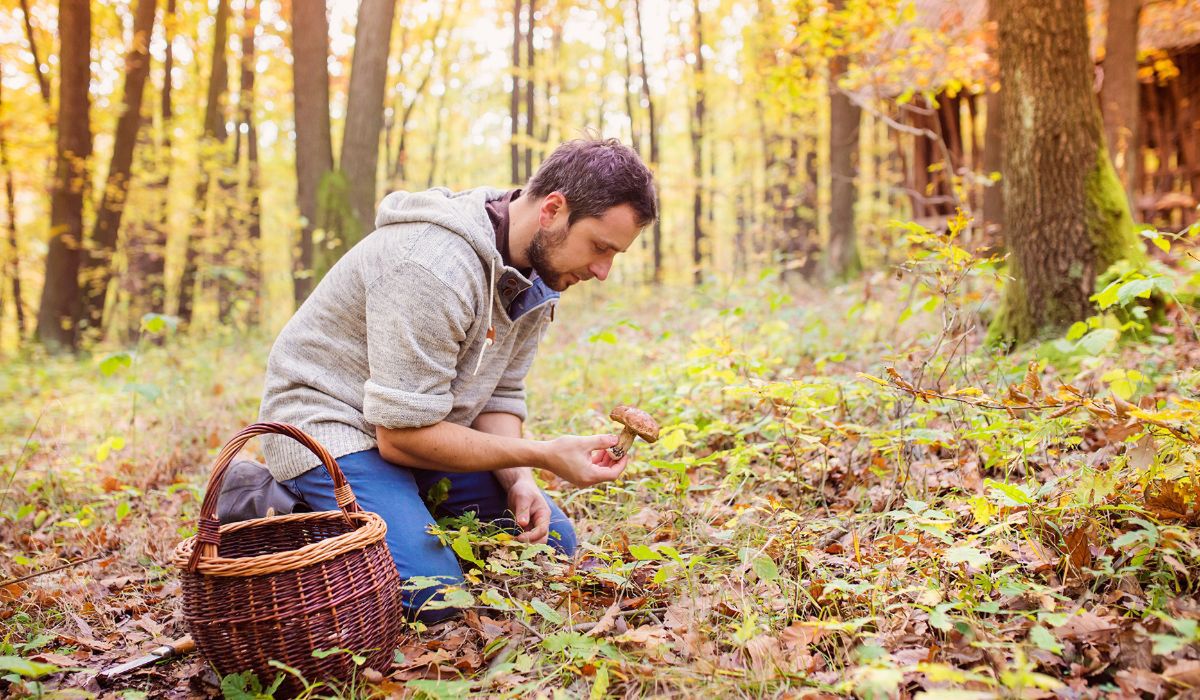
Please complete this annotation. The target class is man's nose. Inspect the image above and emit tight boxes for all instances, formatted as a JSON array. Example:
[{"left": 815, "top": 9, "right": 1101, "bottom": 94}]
[{"left": 589, "top": 259, "right": 612, "bottom": 281}]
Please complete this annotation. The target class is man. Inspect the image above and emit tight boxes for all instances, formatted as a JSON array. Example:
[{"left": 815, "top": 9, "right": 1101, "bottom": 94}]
[{"left": 258, "top": 138, "right": 657, "bottom": 623}]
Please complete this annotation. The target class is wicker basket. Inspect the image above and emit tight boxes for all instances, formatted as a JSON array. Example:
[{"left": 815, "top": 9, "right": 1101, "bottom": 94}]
[{"left": 173, "top": 423, "right": 403, "bottom": 691}]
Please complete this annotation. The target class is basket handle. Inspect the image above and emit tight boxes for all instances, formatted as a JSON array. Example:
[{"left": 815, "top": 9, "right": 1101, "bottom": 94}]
[{"left": 186, "top": 422, "right": 361, "bottom": 572}]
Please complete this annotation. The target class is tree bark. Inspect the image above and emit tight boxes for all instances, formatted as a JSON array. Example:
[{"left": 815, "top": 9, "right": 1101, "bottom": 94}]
[
  {"left": 79, "top": 0, "right": 158, "bottom": 337},
  {"left": 618, "top": 13, "right": 640, "bottom": 155},
  {"left": 341, "top": 0, "right": 396, "bottom": 240},
  {"left": 826, "top": 0, "right": 862, "bottom": 282},
  {"left": 179, "top": 0, "right": 231, "bottom": 326},
  {"left": 689, "top": 0, "right": 706, "bottom": 286},
  {"left": 524, "top": 0, "right": 535, "bottom": 180},
  {"left": 147, "top": 0, "right": 175, "bottom": 319},
  {"left": 392, "top": 0, "right": 456, "bottom": 187},
  {"left": 632, "top": 0, "right": 660, "bottom": 283},
  {"left": 511, "top": 0, "right": 523, "bottom": 184},
  {"left": 222, "top": 0, "right": 261, "bottom": 324},
  {"left": 291, "top": 0, "right": 334, "bottom": 304},
  {"left": 18, "top": 0, "right": 50, "bottom": 106},
  {"left": 36, "top": 0, "right": 91, "bottom": 352},
  {"left": 990, "top": 0, "right": 1141, "bottom": 344},
  {"left": 1102, "top": 0, "right": 1141, "bottom": 208},
  {"left": 0, "top": 73, "right": 25, "bottom": 341}
]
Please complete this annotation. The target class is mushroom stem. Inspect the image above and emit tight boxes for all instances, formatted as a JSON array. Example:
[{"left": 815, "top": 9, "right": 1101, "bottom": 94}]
[{"left": 608, "top": 427, "right": 637, "bottom": 459}]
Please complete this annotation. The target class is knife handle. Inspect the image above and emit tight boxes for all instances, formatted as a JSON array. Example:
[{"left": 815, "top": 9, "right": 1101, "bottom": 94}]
[{"left": 161, "top": 636, "right": 195, "bottom": 658}]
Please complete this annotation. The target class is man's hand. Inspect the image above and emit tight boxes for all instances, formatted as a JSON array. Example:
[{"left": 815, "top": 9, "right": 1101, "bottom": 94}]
[
  {"left": 506, "top": 478, "right": 551, "bottom": 543},
  {"left": 542, "top": 434, "right": 629, "bottom": 486}
]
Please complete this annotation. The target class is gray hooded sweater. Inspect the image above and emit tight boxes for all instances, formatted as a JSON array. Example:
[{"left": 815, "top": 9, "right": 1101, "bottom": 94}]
[{"left": 258, "top": 187, "right": 559, "bottom": 482}]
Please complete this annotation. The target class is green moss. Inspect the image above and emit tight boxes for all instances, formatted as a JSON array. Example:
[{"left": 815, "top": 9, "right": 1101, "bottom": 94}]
[
  {"left": 1085, "top": 144, "right": 1142, "bottom": 270},
  {"left": 312, "top": 170, "right": 358, "bottom": 284}
]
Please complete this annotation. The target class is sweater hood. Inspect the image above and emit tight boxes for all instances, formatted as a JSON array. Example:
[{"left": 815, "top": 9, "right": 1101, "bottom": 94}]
[{"left": 375, "top": 186, "right": 509, "bottom": 272}]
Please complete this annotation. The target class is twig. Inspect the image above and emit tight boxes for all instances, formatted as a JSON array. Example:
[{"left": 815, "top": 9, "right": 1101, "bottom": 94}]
[
  {"left": 0, "top": 554, "right": 101, "bottom": 588},
  {"left": 568, "top": 607, "right": 669, "bottom": 634}
]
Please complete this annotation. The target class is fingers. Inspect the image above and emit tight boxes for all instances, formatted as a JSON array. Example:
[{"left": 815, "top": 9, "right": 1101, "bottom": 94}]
[
  {"left": 517, "top": 503, "right": 551, "bottom": 543},
  {"left": 587, "top": 433, "right": 619, "bottom": 451},
  {"left": 514, "top": 498, "right": 531, "bottom": 529}
]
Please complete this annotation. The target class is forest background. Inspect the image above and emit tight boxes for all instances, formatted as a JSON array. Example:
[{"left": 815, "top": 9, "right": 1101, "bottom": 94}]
[{"left": 2, "top": 0, "right": 1200, "bottom": 697}]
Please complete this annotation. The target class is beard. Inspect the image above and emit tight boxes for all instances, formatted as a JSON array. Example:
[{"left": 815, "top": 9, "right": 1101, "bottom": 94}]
[{"left": 527, "top": 223, "right": 572, "bottom": 291}]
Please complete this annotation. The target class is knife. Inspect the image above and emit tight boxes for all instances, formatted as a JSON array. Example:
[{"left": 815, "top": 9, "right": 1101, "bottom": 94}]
[{"left": 96, "top": 636, "right": 196, "bottom": 685}]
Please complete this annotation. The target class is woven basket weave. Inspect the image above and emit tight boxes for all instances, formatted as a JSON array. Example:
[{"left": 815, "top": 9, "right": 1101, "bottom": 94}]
[{"left": 173, "top": 423, "right": 403, "bottom": 691}]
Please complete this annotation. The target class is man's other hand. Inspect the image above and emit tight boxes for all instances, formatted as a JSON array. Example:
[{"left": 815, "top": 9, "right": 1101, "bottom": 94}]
[
  {"left": 543, "top": 434, "right": 629, "bottom": 487},
  {"left": 506, "top": 478, "right": 551, "bottom": 544}
]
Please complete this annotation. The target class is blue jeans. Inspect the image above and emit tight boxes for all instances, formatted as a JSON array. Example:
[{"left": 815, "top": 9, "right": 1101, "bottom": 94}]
[{"left": 283, "top": 449, "right": 577, "bottom": 624}]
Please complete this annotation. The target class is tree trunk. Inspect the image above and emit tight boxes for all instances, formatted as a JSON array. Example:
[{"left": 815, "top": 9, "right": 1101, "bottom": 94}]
[
  {"left": 619, "top": 14, "right": 640, "bottom": 155},
  {"left": 19, "top": 0, "right": 51, "bottom": 105},
  {"left": 392, "top": 0, "right": 456, "bottom": 187},
  {"left": 989, "top": 0, "right": 1141, "bottom": 344},
  {"left": 633, "top": 0, "right": 660, "bottom": 282},
  {"left": 1102, "top": 0, "right": 1140, "bottom": 209},
  {"left": 36, "top": 0, "right": 91, "bottom": 352},
  {"left": 179, "top": 0, "right": 231, "bottom": 326},
  {"left": 511, "top": 0, "right": 523, "bottom": 184},
  {"left": 827, "top": 0, "right": 862, "bottom": 282},
  {"left": 0, "top": 74, "right": 25, "bottom": 341},
  {"left": 341, "top": 0, "right": 396, "bottom": 240},
  {"left": 982, "top": 82, "right": 1005, "bottom": 244},
  {"left": 524, "top": 0, "right": 535, "bottom": 180},
  {"left": 126, "top": 0, "right": 175, "bottom": 336},
  {"left": 291, "top": 0, "right": 334, "bottom": 304},
  {"left": 222, "top": 0, "right": 261, "bottom": 324},
  {"left": 79, "top": 0, "right": 158, "bottom": 338},
  {"left": 689, "top": 0, "right": 706, "bottom": 286}
]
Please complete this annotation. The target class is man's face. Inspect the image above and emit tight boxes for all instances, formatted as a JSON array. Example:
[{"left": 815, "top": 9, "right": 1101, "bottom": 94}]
[{"left": 529, "top": 203, "right": 642, "bottom": 292}]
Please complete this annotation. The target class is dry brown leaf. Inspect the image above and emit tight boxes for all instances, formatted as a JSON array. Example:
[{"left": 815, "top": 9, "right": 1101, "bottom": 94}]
[
  {"left": 586, "top": 602, "right": 624, "bottom": 638},
  {"left": 614, "top": 625, "right": 672, "bottom": 648},
  {"left": 1128, "top": 433, "right": 1157, "bottom": 472},
  {"left": 1164, "top": 659, "right": 1200, "bottom": 688},
  {"left": 779, "top": 620, "right": 831, "bottom": 649},
  {"left": 1145, "top": 480, "right": 1191, "bottom": 521},
  {"left": 1054, "top": 610, "right": 1118, "bottom": 641},
  {"left": 1063, "top": 526, "right": 1093, "bottom": 572}
]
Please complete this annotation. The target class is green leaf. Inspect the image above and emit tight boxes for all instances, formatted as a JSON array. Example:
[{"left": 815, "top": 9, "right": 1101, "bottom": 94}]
[
  {"left": 1116, "top": 278, "right": 1155, "bottom": 306},
  {"left": 588, "top": 330, "right": 618, "bottom": 344},
  {"left": 1076, "top": 328, "right": 1119, "bottom": 355},
  {"left": 943, "top": 545, "right": 990, "bottom": 568},
  {"left": 1151, "top": 634, "right": 1191, "bottom": 655},
  {"left": 590, "top": 662, "right": 610, "bottom": 699},
  {"left": 0, "top": 656, "right": 61, "bottom": 679},
  {"left": 752, "top": 556, "right": 779, "bottom": 582},
  {"left": 99, "top": 352, "right": 133, "bottom": 377},
  {"left": 115, "top": 501, "right": 131, "bottom": 522},
  {"left": 530, "top": 598, "right": 563, "bottom": 625},
  {"left": 1065, "top": 321, "right": 1088, "bottom": 341},
  {"left": 628, "top": 544, "right": 659, "bottom": 561},
  {"left": 1092, "top": 281, "right": 1121, "bottom": 309},
  {"left": 451, "top": 533, "right": 484, "bottom": 567},
  {"left": 1029, "top": 625, "right": 1063, "bottom": 654},
  {"left": 985, "top": 479, "right": 1034, "bottom": 506}
]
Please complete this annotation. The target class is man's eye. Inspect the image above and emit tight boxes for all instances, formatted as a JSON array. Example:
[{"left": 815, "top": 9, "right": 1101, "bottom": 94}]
[{"left": 594, "top": 244, "right": 607, "bottom": 254}]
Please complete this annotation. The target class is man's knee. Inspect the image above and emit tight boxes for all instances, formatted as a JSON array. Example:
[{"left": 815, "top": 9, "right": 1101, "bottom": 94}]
[
  {"left": 400, "top": 569, "right": 468, "bottom": 625},
  {"left": 548, "top": 514, "right": 578, "bottom": 557}
]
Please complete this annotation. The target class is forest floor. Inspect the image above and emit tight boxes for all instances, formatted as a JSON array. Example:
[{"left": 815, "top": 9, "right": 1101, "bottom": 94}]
[{"left": 2, "top": 226, "right": 1200, "bottom": 699}]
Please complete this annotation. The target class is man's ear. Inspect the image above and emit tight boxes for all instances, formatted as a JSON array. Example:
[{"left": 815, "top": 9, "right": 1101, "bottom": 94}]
[{"left": 539, "top": 192, "right": 569, "bottom": 228}]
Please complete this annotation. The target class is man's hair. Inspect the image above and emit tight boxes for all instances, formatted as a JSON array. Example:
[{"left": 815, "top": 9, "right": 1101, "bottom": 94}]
[{"left": 525, "top": 138, "right": 658, "bottom": 228}]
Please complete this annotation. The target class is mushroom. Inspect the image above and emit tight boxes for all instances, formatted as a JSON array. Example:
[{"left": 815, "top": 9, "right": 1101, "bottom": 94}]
[{"left": 608, "top": 405, "right": 660, "bottom": 460}]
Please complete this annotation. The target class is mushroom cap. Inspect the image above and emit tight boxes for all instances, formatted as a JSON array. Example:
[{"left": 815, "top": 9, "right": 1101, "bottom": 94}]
[{"left": 609, "top": 405, "right": 660, "bottom": 442}]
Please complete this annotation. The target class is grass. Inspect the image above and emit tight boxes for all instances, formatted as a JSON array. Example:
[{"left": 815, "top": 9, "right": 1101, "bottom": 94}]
[{"left": 2, "top": 226, "right": 1199, "bottom": 698}]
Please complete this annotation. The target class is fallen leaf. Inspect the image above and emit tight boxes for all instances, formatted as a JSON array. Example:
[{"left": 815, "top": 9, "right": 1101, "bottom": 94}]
[
  {"left": 1164, "top": 660, "right": 1200, "bottom": 688},
  {"left": 1054, "top": 610, "right": 1118, "bottom": 642},
  {"left": 586, "top": 602, "right": 623, "bottom": 637}
]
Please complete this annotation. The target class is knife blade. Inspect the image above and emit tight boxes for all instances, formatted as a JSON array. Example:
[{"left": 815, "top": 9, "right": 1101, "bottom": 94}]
[{"left": 96, "top": 636, "right": 195, "bottom": 685}]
